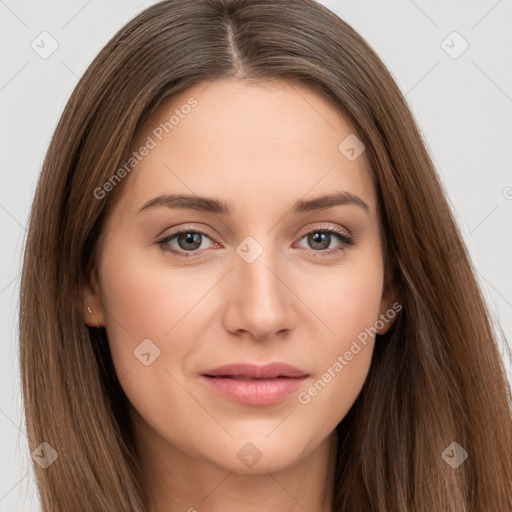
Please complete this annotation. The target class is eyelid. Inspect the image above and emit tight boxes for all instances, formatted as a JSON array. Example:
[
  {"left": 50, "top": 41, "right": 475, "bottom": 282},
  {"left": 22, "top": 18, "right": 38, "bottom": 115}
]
[
  {"left": 296, "top": 222, "right": 352, "bottom": 240},
  {"left": 156, "top": 223, "right": 217, "bottom": 240}
]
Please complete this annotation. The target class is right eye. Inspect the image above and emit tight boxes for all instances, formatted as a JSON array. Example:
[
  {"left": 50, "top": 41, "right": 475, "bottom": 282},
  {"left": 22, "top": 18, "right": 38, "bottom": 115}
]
[{"left": 156, "top": 227, "right": 219, "bottom": 258}]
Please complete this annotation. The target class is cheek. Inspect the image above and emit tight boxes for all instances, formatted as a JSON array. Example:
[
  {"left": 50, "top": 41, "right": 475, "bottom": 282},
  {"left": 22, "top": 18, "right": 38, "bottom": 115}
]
[
  {"left": 98, "top": 241, "right": 216, "bottom": 343},
  {"left": 305, "top": 247, "right": 384, "bottom": 344},
  {"left": 96, "top": 245, "right": 215, "bottom": 436},
  {"left": 97, "top": 241, "right": 226, "bottom": 390},
  {"left": 295, "top": 252, "right": 383, "bottom": 426}
]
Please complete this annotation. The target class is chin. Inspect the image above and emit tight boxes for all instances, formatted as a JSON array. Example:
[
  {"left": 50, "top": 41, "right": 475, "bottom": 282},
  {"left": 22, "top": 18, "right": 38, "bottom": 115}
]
[{"left": 199, "top": 433, "right": 313, "bottom": 475}]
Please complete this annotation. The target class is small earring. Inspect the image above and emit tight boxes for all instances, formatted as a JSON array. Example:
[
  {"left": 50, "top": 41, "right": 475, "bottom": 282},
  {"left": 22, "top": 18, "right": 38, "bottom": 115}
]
[{"left": 87, "top": 305, "right": 92, "bottom": 314}]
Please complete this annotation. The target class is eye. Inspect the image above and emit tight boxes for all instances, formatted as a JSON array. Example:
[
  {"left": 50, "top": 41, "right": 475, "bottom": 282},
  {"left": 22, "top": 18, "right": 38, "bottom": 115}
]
[
  {"left": 295, "top": 226, "right": 354, "bottom": 256},
  {"left": 157, "top": 227, "right": 217, "bottom": 258}
]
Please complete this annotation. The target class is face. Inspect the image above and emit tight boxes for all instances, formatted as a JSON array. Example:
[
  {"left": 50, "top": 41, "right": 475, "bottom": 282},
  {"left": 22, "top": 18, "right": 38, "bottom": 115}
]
[{"left": 84, "top": 78, "right": 396, "bottom": 476}]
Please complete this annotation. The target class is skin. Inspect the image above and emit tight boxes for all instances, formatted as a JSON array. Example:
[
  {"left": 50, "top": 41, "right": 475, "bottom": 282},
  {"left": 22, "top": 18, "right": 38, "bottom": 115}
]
[{"left": 84, "top": 78, "right": 397, "bottom": 512}]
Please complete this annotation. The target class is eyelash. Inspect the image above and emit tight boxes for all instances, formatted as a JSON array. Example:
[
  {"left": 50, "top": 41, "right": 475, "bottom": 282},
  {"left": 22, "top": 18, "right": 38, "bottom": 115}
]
[{"left": 156, "top": 224, "right": 354, "bottom": 259}]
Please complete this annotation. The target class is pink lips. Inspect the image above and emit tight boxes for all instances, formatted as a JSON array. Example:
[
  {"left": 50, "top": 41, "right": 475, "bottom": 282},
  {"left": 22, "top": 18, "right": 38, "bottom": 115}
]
[{"left": 200, "top": 362, "right": 309, "bottom": 406}]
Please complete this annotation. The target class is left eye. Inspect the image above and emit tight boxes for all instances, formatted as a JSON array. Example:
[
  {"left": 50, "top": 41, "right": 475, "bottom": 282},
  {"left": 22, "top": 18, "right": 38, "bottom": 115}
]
[{"left": 296, "top": 228, "right": 353, "bottom": 253}]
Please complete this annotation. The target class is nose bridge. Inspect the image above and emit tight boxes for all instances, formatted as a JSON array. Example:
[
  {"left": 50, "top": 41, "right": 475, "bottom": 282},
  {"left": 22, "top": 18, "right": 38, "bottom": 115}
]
[
  {"left": 236, "top": 234, "right": 284, "bottom": 304},
  {"left": 225, "top": 234, "right": 295, "bottom": 337}
]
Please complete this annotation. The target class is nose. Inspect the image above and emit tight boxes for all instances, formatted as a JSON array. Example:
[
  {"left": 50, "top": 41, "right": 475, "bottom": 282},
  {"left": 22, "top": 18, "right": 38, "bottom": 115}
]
[{"left": 222, "top": 244, "right": 297, "bottom": 341}]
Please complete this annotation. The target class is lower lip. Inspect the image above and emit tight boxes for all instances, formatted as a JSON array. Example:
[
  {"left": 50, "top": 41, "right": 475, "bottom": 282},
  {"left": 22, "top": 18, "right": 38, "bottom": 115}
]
[{"left": 200, "top": 375, "right": 308, "bottom": 405}]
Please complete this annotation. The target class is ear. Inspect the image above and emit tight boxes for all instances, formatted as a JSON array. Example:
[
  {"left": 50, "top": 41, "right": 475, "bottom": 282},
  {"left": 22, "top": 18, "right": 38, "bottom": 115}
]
[
  {"left": 376, "top": 263, "right": 400, "bottom": 335},
  {"left": 82, "top": 267, "right": 106, "bottom": 327}
]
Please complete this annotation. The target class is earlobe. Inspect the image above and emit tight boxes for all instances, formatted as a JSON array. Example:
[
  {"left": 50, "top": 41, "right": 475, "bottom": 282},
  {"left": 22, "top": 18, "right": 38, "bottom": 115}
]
[
  {"left": 376, "top": 316, "right": 393, "bottom": 335},
  {"left": 82, "top": 268, "right": 106, "bottom": 327},
  {"left": 84, "top": 302, "right": 104, "bottom": 328},
  {"left": 376, "top": 300, "right": 398, "bottom": 335}
]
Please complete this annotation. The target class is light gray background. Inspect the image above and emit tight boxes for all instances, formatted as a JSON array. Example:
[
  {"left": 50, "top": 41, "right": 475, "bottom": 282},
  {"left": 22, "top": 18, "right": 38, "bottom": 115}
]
[{"left": 1, "top": 0, "right": 511, "bottom": 509}]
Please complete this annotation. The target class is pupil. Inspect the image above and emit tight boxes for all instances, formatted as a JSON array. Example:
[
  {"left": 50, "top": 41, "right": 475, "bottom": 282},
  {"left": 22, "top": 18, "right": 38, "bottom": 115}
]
[
  {"left": 310, "top": 232, "right": 330, "bottom": 250},
  {"left": 179, "top": 232, "right": 201, "bottom": 250}
]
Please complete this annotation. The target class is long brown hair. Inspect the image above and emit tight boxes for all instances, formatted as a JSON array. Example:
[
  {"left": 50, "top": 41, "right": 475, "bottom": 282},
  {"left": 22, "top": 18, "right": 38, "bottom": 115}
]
[{"left": 19, "top": 0, "right": 512, "bottom": 510}]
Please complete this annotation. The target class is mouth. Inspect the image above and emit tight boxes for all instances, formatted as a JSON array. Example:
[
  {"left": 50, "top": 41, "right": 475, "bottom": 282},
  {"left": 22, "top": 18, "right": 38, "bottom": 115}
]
[
  {"left": 200, "top": 362, "right": 309, "bottom": 405},
  {"left": 205, "top": 375, "right": 299, "bottom": 380},
  {"left": 201, "top": 362, "right": 309, "bottom": 379}
]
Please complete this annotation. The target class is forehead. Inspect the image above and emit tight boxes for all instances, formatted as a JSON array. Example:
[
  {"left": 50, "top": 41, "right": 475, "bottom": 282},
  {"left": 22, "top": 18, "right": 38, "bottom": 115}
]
[{"left": 116, "top": 78, "right": 376, "bottom": 218}]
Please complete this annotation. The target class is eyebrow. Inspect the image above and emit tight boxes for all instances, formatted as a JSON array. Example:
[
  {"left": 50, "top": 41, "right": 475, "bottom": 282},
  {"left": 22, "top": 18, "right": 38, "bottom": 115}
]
[{"left": 136, "top": 191, "right": 370, "bottom": 216}]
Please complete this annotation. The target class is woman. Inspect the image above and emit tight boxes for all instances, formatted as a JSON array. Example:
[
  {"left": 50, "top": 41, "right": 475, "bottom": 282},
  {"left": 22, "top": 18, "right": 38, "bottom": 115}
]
[{"left": 19, "top": 0, "right": 512, "bottom": 510}]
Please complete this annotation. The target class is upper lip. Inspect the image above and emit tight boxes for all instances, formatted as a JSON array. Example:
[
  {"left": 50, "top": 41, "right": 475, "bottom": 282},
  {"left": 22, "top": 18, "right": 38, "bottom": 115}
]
[{"left": 201, "top": 362, "right": 309, "bottom": 379}]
